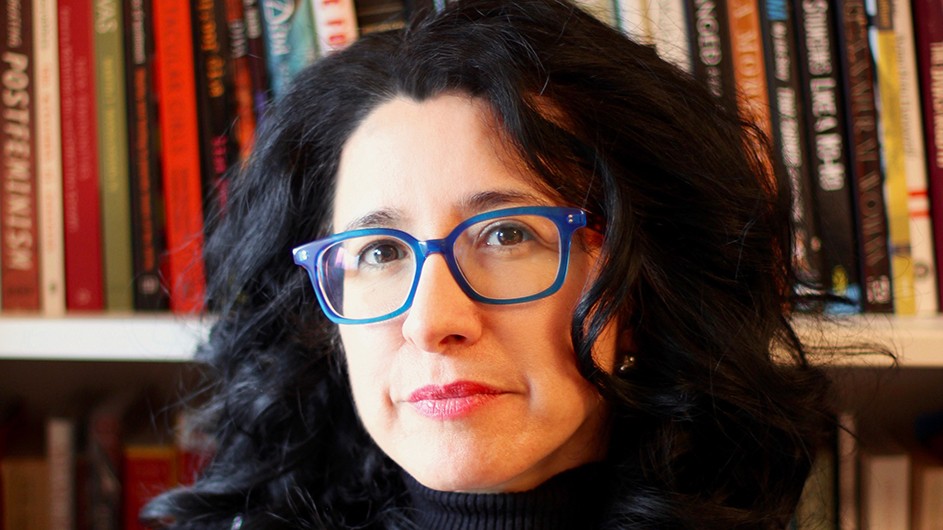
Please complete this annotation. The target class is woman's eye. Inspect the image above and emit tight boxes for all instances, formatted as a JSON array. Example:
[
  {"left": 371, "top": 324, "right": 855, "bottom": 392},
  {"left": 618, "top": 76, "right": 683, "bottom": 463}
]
[
  {"left": 483, "top": 224, "right": 533, "bottom": 246},
  {"left": 360, "top": 241, "right": 408, "bottom": 266}
]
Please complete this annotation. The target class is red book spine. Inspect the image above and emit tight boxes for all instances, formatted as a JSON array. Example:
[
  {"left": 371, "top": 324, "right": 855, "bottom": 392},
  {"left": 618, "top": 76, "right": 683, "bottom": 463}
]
[
  {"left": 1, "top": 0, "right": 40, "bottom": 311},
  {"left": 913, "top": 0, "right": 943, "bottom": 308},
  {"left": 122, "top": 446, "right": 176, "bottom": 530},
  {"left": 153, "top": 0, "right": 206, "bottom": 313},
  {"left": 58, "top": 0, "right": 104, "bottom": 311}
]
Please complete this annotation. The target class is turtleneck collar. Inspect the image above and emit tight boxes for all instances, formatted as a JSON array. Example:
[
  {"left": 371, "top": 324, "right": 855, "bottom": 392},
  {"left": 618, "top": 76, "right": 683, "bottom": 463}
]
[{"left": 401, "top": 463, "right": 613, "bottom": 530}]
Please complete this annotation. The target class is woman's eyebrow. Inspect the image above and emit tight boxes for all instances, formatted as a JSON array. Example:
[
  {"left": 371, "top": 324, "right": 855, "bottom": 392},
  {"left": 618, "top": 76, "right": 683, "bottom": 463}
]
[
  {"left": 460, "top": 190, "right": 549, "bottom": 212},
  {"left": 341, "top": 208, "right": 403, "bottom": 232}
]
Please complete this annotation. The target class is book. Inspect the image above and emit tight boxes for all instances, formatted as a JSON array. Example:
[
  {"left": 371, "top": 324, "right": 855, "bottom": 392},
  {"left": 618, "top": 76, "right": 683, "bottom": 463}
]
[
  {"left": 87, "top": 391, "right": 140, "bottom": 530},
  {"left": 615, "top": 0, "right": 656, "bottom": 44},
  {"left": 226, "top": 0, "right": 259, "bottom": 160},
  {"left": 651, "top": 0, "right": 692, "bottom": 72},
  {"left": 837, "top": 413, "right": 858, "bottom": 530},
  {"left": 910, "top": 450, "right": 943, "bottom": 530},
  {"left": 47, "top": 413, "right": 80, "bottom": 530},
  {"left": 309, "top": 0, "right": 360, "bottom": 56},
  {"left": 1, "top": 0, "right": 41, "bottom": 312},
  {"left": 1, "top": 456, "right": 50, "bottom": 530},
  {"left": 761, "top": 0, "right": 823, "bottom": 291},
  {"left": 94, "top": 0, "right": 134, "bottom": 312},
  {"left": 859, "top": 446, "right": 910, "bottom": 529},
  {"left": 833, "top": 0, "right": 893, "bottom": 313},
  {"left": 868, "top": 0, "right": 916, "bottom": 315},
  {"left": 58, "top": 0, "right": 105, "bottom": 311},
  {"left": 34, "top": 0, "right": 65, "bottom": 316},
  {"left": 793, "top": 0, "right": 861, "bottom": 312},
  {"left": 192, "top": 0, "right": 239, "bottom": 213},
  {"left": 259, "top": 0, "right": 319, "bottom": 97},
  {"left": 685, "top": 0, "right": 737, "bottom": 105},
  {"left": 893, "top": 0, "right": 938, "bottom": 315},
  {"left": 124, "top": 0, "right": 170, "bottom": 311},
  {"left": 153, "top": 0, "right": 207, "bottom": 313},
  {"left": 727, "top": 0, "right": 773, "bottom": 137},
  {"left": 1, "top": 421, "right": 49, "bottom": 530},
  {"left": 911, "top": 0, "right": 943, "bottom": 311},
  {"left": 122, "top": 444, "right": 176, "bottom": 530},
  {"left": 242, "top": 0, "right": 271, "bottom": 121}
]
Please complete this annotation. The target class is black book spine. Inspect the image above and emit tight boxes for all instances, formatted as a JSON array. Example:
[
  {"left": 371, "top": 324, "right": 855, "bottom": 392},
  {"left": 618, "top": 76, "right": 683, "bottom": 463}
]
[
  {"left": 833, "top": 0, "right": 894, "bottom": 312},
  {"left": 124, "top": 0, "right": 169, "bottom": 310},
  {"left": 192, "top": 0, "right": 239, "bottom": 214},
  {"left": 242, "top": 0, "right": 270, "bottom": 121},
  {"left": 761, "top": 0, "right": 824, "bottom": 291},
  {"left": 686, "top": 0, "right": 739, "bottom": 108},
  {"left": 792, "top": 0, "right": 861, "bottom": 311}
]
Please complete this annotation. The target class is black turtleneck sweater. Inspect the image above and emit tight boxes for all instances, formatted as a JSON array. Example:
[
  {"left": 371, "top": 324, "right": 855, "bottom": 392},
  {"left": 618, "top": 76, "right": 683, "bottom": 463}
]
[{"left": 402, "top": 464, "right": 613, "bottom": 530}]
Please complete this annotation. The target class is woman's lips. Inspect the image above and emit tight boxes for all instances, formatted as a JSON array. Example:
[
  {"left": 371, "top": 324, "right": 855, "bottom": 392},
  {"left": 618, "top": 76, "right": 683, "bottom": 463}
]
[{"left": 406, "top": 381, "right": 506, "bottom": 419}]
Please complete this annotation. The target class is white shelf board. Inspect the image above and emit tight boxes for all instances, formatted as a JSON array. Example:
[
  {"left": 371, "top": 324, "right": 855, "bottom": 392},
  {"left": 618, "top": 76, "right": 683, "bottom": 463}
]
[
  {"left": 0, "top": 314, "right": 940, "bottom": 365},
  {"left": 798, "top": 314, "right": 943, "bottom": 367},
  {"left": 0, "top": 315, "right": 209, "bottom": 361}
]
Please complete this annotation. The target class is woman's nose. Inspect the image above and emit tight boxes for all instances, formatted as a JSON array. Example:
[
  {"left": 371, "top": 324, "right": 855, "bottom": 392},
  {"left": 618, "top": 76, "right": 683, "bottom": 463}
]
[{"left": 400, "top": 255, "right": 483, "bottom": 353}]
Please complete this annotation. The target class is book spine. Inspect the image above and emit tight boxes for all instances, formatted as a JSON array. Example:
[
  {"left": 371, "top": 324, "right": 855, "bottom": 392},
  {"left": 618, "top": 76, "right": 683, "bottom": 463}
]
[
  {"left": 47, "top": 417, "right": 76, "bottom": 530},
  {"left": 793, "top": 0, "right": 861, "bottom": 311},
  {"left": 124, "top": 0, "right": 169, "bottom": 311},
  {"left": 653, "top": 0, "right": 692, "bottom": 72},
  {"left": 226, "top": 0, "right": 259, "bottom": 160},
  {"left": 193, "top": 0, "right": 238, "bottom": 212},
  {"left": 309, "top": 0, "right": 359, "bottom": 56},
  {"left": 242, "top": 0, "right": 271, "bottom": 121},
  {"left": 686, "top": 0, "right": 738, "bottom": 106},
  {"left": 259, "top": 0, "right": 318, "bottom": 97},
  {"left": 34, "top": 0, "right": 64, "bottom": 316},
  {"left": 574, "top": 0, "right": 619, "bottom": 27},
  {"left": 912, "top": 0, "right": 943, "bottom": 311},
  {"left": 869, "top": 0, "right": 915, "bottom": 314},
  {"left": 58, "top": 0, "right": 105, "bottom": 311},
  {"left": 727, "top": 0, "right": 773, "bottom": 136},
  {"left": 762, "top": 0, "right": 824, "bottom": 290},
  {"left": 87, "top": 414, "right": 123, "bottom": 530},
  {"left": 895, "top": 0, "right": 938, "bottom": 314},
  {"left": 122, "top": 445, "right": 176, "bottom": 530},
  {"left": 94, "top": 0, "right": 134, "bottom": 311},
  {"left": 153, "top": 0, "right": 207, "bottom": 313},
  {"left": 0, "top": 0, "right": 40, "bottom": 312},
  {"left": 834, "top": 0, "right": 893, "bottom": 313}
]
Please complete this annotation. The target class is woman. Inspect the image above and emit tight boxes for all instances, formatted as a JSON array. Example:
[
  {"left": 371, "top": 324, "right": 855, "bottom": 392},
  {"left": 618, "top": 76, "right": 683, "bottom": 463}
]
[{"left": 145, "top": 0, "right": 836, "bottom": 528}]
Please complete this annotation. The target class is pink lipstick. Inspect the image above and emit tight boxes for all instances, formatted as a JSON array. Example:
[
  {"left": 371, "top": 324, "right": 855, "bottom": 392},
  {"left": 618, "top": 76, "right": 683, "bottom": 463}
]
[{"left": 407, "top": 381, "right": 505, "bottom": 419}]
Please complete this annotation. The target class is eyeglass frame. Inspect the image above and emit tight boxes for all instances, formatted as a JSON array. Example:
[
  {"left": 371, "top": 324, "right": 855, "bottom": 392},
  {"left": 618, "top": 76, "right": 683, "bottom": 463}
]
[{"left": 291, "top": 205, "right": 590, "bottom": 325}]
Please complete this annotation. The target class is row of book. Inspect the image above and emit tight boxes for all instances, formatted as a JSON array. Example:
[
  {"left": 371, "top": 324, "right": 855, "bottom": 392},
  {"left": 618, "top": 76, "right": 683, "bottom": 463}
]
[
  {"left": 2, "top": 0, "right": 943, "bottom": 316},
  {"left": 610, "top": 0, "right": 943, "bottom": 315},
  {"left": 0, "top": 393, "right": 213, "bottom": 530},
  {"left": 0, "top": 0, "right": 404, "bottom": 315},
  {"left": 792, "top": 411, "right": 943, "bottom": 530}
]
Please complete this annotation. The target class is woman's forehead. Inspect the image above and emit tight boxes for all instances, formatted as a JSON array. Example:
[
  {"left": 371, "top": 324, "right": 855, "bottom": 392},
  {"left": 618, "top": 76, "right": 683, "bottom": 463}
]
[{"left": 331, "top": 94, "right": 552, "bottom": 232}]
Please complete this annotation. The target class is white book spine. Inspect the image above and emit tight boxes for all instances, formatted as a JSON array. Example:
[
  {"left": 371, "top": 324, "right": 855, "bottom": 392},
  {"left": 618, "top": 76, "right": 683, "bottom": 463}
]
[
  {"left": 615, "top": 0, "right": 657, "bottom": 44},
  {"left": 654, "top": 0, "right": 692, "bottom": 72},
  {"left": 47, "top": 417, "right": 76, "bottom": 530},
  {"left": 34, "top": 0, "right": 65, "bottom": 316},
  {"left": 893, "top": 0, "right": 938, "bottom": 314}
]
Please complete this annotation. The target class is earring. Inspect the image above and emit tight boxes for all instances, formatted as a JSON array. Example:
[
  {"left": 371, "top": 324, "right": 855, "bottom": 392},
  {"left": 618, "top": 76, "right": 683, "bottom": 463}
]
[{"left": 617, "top": 355, "right": 636, "bottom": 374}]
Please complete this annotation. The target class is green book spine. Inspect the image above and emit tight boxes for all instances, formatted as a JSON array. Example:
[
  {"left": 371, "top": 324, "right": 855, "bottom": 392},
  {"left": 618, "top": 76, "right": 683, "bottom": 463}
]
[{"left": 94, "top": 0, "right": 133, "bottom": 311}]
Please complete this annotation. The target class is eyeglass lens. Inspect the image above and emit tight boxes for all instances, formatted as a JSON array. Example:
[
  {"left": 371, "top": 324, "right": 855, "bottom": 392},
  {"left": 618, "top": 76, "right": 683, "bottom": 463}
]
[{"left": 318, "top": 214, "right": 564, "bottom": 320}]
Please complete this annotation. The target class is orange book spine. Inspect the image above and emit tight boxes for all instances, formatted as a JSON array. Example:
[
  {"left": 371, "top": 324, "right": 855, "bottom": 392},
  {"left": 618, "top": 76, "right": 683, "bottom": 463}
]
[
  {"left": 727, "top": 0, "right": 773, "bottom": 137},
  {"left": 152, "top": 0, "right": 206, "bottom": 313}
]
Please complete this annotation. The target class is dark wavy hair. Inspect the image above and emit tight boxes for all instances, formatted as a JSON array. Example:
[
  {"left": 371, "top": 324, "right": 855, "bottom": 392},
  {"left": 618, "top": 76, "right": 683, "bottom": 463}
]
[{"left": 144, "top": 1, "right": 836, "bottom": 528}]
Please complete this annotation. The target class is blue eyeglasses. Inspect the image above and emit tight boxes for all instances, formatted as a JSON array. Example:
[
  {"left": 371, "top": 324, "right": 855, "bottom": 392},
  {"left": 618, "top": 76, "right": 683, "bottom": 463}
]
[{"left": 292, "top": 206, "right": 589, "bottom": 324}]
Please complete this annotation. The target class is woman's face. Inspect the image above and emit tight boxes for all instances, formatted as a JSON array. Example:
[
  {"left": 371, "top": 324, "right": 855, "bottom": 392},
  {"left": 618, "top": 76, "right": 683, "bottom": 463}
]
[{"left": 332, "top": 94, "right": 616, "bottom": 493}]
